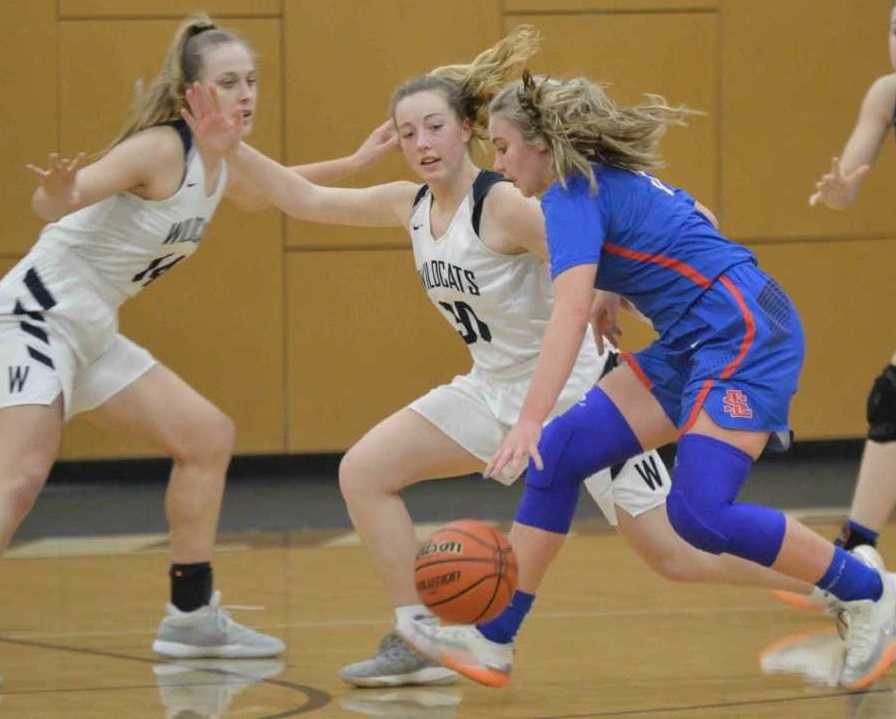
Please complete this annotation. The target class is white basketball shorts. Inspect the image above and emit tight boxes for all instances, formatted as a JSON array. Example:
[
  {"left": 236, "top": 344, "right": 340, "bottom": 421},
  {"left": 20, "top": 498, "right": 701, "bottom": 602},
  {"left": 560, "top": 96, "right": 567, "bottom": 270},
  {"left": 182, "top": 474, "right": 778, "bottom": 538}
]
[{"left": 408, "top": 363, "right": 670, "bottom": 526}]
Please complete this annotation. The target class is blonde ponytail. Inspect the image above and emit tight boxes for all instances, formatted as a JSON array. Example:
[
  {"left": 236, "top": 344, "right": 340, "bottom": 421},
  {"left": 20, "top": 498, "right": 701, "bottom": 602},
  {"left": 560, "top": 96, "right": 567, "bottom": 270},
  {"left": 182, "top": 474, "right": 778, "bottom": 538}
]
[{"left": 491, "top": 72, "right": 698, "bottom": 191}]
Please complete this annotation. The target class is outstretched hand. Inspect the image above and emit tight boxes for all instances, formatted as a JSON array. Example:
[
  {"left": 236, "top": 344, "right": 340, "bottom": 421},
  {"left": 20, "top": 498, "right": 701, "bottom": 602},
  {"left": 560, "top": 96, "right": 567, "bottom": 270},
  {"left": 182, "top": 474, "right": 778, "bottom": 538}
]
[
  {"left": 809, "top": 156, "right": 870, "bottom": 209},
  {"left": 485, "top": 419, "right": 543, "bottom": 480},
  {"left": 353, "top": 120, "right": 398, "bottom": 168},
  {"left": 181, "top": 82, "right": 243, "bottom": 158},
  {"left": 26, "top": 152, "right": 85, "bottom": 206},
  {"left": 591, "top": 290, "right": 623, "bottom": 355}
]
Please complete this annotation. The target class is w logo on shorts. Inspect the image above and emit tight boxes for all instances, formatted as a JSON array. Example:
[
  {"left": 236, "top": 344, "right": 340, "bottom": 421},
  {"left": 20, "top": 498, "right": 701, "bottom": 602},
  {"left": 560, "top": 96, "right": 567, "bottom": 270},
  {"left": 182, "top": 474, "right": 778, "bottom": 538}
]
[
  {"left": 8, "top": 366, "right": 29, "bottom": 393},
  {"left": 722, "top": 389, "right": 753, "bottom": 419}
]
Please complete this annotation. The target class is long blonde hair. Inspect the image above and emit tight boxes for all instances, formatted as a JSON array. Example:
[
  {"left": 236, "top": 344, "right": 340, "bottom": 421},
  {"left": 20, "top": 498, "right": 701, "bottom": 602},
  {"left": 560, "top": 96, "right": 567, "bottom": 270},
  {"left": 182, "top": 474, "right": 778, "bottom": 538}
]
[
  {"left": 105, "top": 14, "right": 252, "bottom": 152},
  {"left": 389, "top": 25, "right": 541, "bottom": 144},
  {"left": 491, "top": 72, "right": 697, "bottom": 191}
]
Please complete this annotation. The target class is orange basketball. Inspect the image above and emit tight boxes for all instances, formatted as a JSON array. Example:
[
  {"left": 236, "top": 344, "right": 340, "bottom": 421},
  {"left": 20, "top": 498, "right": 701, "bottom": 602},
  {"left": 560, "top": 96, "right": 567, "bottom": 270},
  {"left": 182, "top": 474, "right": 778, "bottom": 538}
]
[{"left": 414, "top": 519, "right": 518, "bottom": 624}]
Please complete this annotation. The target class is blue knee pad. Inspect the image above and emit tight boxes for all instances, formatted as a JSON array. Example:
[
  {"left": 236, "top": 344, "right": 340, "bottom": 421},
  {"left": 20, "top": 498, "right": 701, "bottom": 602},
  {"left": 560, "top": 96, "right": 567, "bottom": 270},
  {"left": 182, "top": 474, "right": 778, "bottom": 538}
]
[
  {"left": 665, "top": 489, "right": 729, "bottom": 555},
  {"left": 666, "top": 433, "right": 786, "bottom": 567},
  {"left": 515, "top": 386, "right": 642, "bottom": 534}
]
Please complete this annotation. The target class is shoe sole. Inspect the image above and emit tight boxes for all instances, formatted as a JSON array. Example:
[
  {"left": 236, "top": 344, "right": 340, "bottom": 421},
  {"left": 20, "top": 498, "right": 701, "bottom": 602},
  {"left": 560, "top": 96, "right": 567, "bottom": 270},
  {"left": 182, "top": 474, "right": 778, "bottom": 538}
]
[
  {"left": 757, "top": 627, "right": 840, "bottom": 666},
  {"left": 841, "top": 641, "right": 896, "bottom": 691},
  {"left": 152, "top": 640, "right": 284, "bottom": 659},
  {"left": 440, "top": 654, "right": 510, "bottom": 689},
  {"left": 769, "top": 589, "right": 825, "bottom": 613},
  {"left": 339, "top": 668, "right": 459, "bottom": 688},
  {"left": 395, "top": 626, "right": 510, "bottom": 689}
]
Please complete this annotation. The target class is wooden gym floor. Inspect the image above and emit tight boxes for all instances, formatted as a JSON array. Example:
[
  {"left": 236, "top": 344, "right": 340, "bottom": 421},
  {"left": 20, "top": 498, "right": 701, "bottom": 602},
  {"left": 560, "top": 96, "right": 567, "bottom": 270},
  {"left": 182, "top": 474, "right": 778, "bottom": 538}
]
[{"left": 2, "top": 449, "right": 894, "bottom": 717}]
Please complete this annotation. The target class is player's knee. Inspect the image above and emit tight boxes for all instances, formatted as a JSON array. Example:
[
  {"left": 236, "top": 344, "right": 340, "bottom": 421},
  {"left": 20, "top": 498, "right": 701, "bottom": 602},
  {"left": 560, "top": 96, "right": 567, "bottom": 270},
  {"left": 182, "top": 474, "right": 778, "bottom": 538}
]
[
  {"left": 338, "top": 446, "right": 368, "bottom": 502},
  {"left": 172, "top": 407, "right": 235, "bottom": 469},
  {"left": 5, "top": 453, "right": 53, "bottom": 520},
  {"left": 665, "top": 488, "right": 727, "bottom": 556},
  {"left": 867, "top": 364, "right": 896, "bottom": 443},
  {"left": 338, "top": 441, "right": 405, "bottom": 503},
  {"left": 514, "top": 415, "right": 587, "bottom": 534},
  {"left": 646, "top": 550, "right": 702, "bottom": 583},
  {"left": 525, "top": 412, "right": 587, "bottom": 492}
]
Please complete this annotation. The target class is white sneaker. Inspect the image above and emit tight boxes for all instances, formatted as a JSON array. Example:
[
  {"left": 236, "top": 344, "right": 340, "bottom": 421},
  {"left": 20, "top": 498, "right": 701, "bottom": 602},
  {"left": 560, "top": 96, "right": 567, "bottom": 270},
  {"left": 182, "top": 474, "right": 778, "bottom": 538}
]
[
  {"left": 152, "top": 591, "right": 285, "bottom": 659},
  {"left": 758, "top": 628, "right": 843, "bottom": 687},
  {"left": 153, "top": 658, "right": 284, "bottom": 718},
  {"left": 838, "top": 546, "right": 896, "bottom": 690},
  {"left": 397, "top": 620, "right": 513, "bottom": 689}
]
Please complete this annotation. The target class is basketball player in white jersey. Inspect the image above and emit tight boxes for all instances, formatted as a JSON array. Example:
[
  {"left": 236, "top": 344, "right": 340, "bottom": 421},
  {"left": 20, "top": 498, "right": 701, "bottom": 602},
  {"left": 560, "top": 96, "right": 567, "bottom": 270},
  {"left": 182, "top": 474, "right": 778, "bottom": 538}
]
[
  {"left": 0, "top": 14, "right": 395, "bottom": 662},
  {"left": 183, "top": 28, "right": 819, "bottom": 687}
]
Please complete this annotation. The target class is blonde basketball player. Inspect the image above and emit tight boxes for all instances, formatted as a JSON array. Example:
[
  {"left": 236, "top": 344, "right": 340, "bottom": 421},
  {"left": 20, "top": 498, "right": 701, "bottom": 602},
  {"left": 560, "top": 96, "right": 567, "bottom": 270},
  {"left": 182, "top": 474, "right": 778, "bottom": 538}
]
[
  {"left": 1, "top": 13, "right": 394, "bottom": 661},
  {"left": 184, "top": 28, "right": 816, "bottom": 688}
]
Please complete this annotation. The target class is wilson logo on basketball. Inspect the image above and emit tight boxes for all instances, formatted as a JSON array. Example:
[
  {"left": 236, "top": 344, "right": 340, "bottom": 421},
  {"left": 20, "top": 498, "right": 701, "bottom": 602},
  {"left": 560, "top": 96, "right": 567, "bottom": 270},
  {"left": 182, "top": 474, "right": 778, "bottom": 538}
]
[
  {"left": 414, "top": 520, "right": 518, "bottom": 625},
  {"left": 416, "top": 570, "right": 461, "bottom": 592},
  {"left": 416, "top": 540, "right": 463, "bottom": 558}
]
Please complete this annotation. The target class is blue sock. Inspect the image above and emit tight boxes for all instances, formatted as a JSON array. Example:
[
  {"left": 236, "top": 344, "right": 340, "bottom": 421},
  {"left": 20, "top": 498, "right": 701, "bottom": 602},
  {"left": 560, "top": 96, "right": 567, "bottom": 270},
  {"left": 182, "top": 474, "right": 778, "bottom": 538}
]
[
  {"left": 818, "top": 546, "right": 883, "bottom": 602},
  {"left": 477, "top": 590, "right": 535, "bottom": 644},
  {"left": 837, "top": 520, "right": 880, "bottom": 551}
]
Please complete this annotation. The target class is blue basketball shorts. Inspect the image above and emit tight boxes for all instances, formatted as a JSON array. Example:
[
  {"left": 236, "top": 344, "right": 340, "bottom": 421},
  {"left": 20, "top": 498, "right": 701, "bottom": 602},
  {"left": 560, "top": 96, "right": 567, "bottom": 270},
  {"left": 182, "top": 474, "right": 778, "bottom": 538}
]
[{"left": 622, "top": 261, "right": 805, "bottom": 447}]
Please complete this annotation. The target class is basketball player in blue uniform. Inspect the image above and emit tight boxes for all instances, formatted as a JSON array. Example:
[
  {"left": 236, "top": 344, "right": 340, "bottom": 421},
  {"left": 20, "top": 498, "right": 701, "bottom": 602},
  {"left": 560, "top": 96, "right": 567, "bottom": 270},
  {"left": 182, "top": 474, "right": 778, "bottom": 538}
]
[
  {"left": 2, "top": 13, "right": 394, "bottom": 662},
  {"left": 403, "top": 72, "right": 896, "bottom": 691},
  {"left": 185, "top": 29, "right": 842, "bottom": 689},
  {"left": 772, "top": 0, "right": 896, "bottom": 615}
]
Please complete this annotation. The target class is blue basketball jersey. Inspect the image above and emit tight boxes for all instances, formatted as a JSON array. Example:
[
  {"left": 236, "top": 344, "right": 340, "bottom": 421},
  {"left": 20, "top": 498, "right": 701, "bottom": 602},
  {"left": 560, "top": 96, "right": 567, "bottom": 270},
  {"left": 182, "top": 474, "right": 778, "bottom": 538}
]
[{"left": 541, "top": 165, "right": 755, "bottom": 338}]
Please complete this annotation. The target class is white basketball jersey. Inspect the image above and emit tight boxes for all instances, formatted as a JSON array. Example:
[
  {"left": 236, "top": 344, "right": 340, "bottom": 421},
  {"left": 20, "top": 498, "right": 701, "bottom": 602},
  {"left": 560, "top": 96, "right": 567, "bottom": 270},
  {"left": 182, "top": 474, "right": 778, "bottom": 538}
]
[
  {"left": 409, "top": 172, "right": 603, "bottom": 380},
  {"left": 29, "top": 124, "right": 227, "bottom": 309}
]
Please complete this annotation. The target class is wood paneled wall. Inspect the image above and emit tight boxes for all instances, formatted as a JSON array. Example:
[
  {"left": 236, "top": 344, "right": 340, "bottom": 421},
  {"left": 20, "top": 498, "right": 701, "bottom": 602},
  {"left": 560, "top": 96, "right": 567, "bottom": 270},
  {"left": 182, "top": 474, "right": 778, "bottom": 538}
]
[{"left": 1, "top": 0, "right": 892, "bottom": 458}]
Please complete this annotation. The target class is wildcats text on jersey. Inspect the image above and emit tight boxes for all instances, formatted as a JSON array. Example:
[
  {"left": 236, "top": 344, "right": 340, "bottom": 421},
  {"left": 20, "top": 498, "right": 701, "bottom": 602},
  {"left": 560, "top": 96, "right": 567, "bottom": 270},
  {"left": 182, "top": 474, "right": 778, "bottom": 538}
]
[
  {"left": 419, "top": 260, "right": 480, "bottom": 296},
  {"left": 162, "top": 217, "right": 208, "bottom": 245}
]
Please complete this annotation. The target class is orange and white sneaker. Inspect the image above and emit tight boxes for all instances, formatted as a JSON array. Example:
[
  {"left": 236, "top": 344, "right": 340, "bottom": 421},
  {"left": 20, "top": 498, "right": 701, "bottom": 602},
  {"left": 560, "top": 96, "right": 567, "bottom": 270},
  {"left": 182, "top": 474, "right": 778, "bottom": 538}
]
[
  {"left": 838, "top": 546, "right": 896, "bottom": 690},
  {"left": 396, "top": 620, "right": 512, "bottom": 689},
  {"left": 758, "top": 628, "right": 843, "bottom": 687}
]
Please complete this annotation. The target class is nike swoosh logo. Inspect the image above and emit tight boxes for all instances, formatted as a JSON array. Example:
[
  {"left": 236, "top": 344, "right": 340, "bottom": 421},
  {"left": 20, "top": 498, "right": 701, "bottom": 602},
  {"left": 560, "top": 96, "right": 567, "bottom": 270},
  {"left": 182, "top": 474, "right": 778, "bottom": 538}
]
[
  {"left": 412, "top": 224, "right": 423, "bottom": 231},
  {"left": 187, "top": 182, "right": 197, "bottom": 187}
]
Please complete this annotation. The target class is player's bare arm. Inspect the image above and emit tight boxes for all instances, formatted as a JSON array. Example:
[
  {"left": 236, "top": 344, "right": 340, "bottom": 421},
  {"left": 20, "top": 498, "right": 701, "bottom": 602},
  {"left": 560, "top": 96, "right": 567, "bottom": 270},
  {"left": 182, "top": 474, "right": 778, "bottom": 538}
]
[
  {"left": 29, "top": 127, "right": 183, "bottom": 222},
  {"left": 225, "top": 120, "right": 397, "bottom": 212},
  {"left": 810, "top": 73, "right": 896, "bottom": 209}
]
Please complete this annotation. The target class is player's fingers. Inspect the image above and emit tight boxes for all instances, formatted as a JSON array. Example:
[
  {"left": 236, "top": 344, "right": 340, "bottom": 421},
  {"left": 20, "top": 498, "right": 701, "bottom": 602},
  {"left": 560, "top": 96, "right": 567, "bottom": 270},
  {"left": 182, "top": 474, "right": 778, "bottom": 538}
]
[
  {"left": 68, "top": 152, "right": 86, "bottom": 172},
  {"left": 25, "top": 164, "right": 49, "bottom": 179},
  {"left": 809, "top": 192, "right": 820, "bottom": 206},
  {"left": 511, "top": 447, "right": 529, "bottom": 476},
  {"left": 189, "top": 82, "right": 208, "bottom": 117},
  {"left": 231, "top": 107, "right": 244, "bottom": 129},
  {"left": 180, "top": 108, "right": 197, "bottom": 134},
  {"left": 485, "top": 449, "right": 506, "bottom": 478},
  {"left": 208, "top": 84, "right": 222, "bottom": 113},
  {"left": 530, "top": 445, "right": 544, "bottom": 471},
  {"left": 594, "top": 327, "right": 605, "bottom": 354}
]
